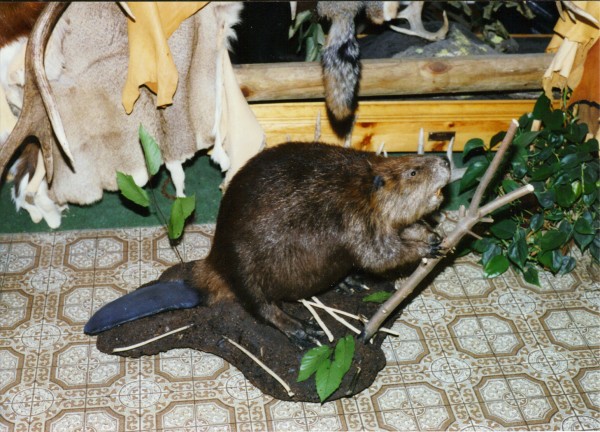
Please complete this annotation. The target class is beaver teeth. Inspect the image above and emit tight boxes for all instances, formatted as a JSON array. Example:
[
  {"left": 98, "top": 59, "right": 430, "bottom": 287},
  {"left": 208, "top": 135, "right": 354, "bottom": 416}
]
[{"left": 435, "top": 189, "right": 442, "bottom": 198}]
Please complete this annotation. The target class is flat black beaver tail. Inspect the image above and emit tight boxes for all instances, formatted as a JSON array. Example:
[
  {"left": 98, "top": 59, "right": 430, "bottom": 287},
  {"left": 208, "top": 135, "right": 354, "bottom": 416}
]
[{"left": 84, "top": 280, "right": 205, "bottom": 335}]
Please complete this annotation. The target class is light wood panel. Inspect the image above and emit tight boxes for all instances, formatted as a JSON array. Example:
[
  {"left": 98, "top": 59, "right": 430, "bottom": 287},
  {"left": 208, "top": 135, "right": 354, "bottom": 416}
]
[{"left": 250, "top": 99, "right": 544, "bottom": 152}]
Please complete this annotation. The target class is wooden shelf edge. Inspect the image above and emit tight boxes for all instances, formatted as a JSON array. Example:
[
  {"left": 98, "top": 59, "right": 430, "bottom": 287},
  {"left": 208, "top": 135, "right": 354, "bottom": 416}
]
[{"left": 251, "top": 99, "right": 552, "bottom": 152}]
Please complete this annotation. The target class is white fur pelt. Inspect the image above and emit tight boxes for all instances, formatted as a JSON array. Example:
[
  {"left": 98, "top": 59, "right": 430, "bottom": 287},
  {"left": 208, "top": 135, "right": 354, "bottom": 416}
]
[{"left": 2, "top": 2, "right": 260, "bottom": 228}]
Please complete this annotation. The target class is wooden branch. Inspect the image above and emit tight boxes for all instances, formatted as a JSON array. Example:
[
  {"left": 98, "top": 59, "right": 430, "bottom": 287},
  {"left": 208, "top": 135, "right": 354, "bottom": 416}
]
[
  {"left": 469, "top": 119, "right": 519, "bottom": 214},
  {"left": 235, "top": 54, "right": 553, "bottom": 102},
  {"left": 361, "top": 119, "right": 533, "bottom": 342},
  {"left": 311, "top": 297, "right": 361, "bottom": 335},
  {"left": 300, "top": 299, "right": 334, "bottom": 342},
  {"left": 224, "top": 337, "right": 295, "bottom": 397},
  {"left": 112, "top": 324, "right": 193, "bottom": 353}
]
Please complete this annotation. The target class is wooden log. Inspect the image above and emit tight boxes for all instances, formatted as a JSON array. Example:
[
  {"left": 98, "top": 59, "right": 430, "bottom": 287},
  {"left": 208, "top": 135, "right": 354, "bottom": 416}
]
[
  {"left": 250, "top": 99, "right": 547, "bottom": 152},
  {"left": 235, "top": 54, "right": 554, "bottom": 101}
]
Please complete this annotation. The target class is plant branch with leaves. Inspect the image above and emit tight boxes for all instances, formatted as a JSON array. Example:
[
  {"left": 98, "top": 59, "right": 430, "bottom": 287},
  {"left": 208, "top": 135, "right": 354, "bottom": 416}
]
[
  {"left": 117, "top": 125, "right": 196, "bottom": 242},
  {"left": 362, "top": 119, "right": 535, "bottom": 341},
  {"left": 459, "top": 93, "right": 599, "bottom": 284}
]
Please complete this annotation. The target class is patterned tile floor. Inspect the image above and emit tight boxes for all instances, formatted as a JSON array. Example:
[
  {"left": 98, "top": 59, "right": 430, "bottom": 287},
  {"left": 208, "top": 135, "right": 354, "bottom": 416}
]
[{"left": 1, "top": 224, "right": 599, "bottom": 431}]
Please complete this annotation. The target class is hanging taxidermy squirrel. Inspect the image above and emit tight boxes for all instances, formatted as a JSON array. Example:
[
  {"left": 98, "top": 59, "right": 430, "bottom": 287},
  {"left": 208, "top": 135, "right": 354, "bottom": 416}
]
[{"left": 317, "top": 1, "right": 399, "bottom": 137}]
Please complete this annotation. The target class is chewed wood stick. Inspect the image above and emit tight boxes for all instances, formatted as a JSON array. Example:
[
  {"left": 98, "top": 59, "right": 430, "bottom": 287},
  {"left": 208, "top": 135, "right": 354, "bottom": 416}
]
[
  {"left": 300, "top": 299, "right": 334, "bottom": 342},
  {"left": 112, "top": 324, "right": 193, "bottom": 353},
  {"left": 311, "top": 297, "right": 361, "bottom": 335},
  {"left": 224, "top": 337, "right": 295, "bottom": 397},
  {"left": 303, "top": 300, "right": 401, "bottom": 337}
]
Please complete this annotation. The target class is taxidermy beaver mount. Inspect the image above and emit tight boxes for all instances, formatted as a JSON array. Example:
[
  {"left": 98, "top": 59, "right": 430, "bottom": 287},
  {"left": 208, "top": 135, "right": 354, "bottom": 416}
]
[{"left": 85, "top": 142, "right": 450, "bottom": 401}]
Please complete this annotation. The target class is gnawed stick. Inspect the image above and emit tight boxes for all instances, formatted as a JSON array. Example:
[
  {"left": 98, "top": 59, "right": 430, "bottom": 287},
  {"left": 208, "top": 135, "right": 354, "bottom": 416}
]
[
  {"left": 311, "top": 297, "right": 361, "bottom": 335},
  {"left": 224, "top": 337, "right": 295, "bottom": 397},
  {"left": 362, "top": 119, "right": 533, "bottom": 342},
  {"left": 300, "top": 299, "right": 334, "bottom": 342},
  {"left": 302, "top": 300, "right": 401, "bottom": 337},
  {"left": 112, "top": 324, "right": 193, "bottom": 353}
]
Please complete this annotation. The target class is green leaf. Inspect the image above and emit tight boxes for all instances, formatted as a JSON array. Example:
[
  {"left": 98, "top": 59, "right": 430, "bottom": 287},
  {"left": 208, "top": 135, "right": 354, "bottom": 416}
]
[
  {"left": 583, "top": 192, "right": 597, "bottom": 206},
  {"left": 362, "top": 291, "right": 392, "bottom": 303},
  {"left": 574, "top": 213, "right": 595, "bottom": 251},
  {"left": 518, "top": 113, "right": 533, "bottom": 130},
  {"left": 558, "top": 256, "right": 576, "bottom": 275},
  {"left": 538, "top": 250, "right": 561, "bottom": 273},
  {"left": 460, "top": 160, "right": 489, "bottom": 192},
  {"left": 167, "top": 195, "right": 196, "bottom": 240},
  {"left": 502, "top": 179, "right": 520, "bottom": 194},
  {"left": 490, "top": 219, "right": 518, "bottom": 240},
  {"left": 116, "top": 171, "right": 149, "bottom": 207},
  {"left": 530, "top": 163, "right": 559, "bottom": 181},
  {"left": 559, "top": 153, "right": 581, "bottom": 170},
  {"left": 511, "top": 157, "right": 528, "bottom": 180},
  {"left": 574, "top": 217, "right": 594, "bottom": 235},
  {"left": 332, "top": 335, "right": 355, "bottom": 381},
  {"left": 534, "top": 189, "right": 555, "bottom": 208},
  {"left": 472, "top": 237, "right": 497, "bottom": 254},
  {"left": 462, "top": 138, "right": 484, "bottom": 161},
  {"left": 289, "top": 10, "right": 311, "bottom": 39},
  {"left": 481, "top": 242, "right": 502, "bottom": 267},
  {"left": 297, "top": 345, "right": 332, "bottom": 382},
  {"left": 545, "top": 209, "right": 565, "bottom": 222},
  {"left": 574, "top": 232, "right": 594, "bottom": 251},
  {"left": 555, "top": 184, "right": 577, "bottom": 208},
  {"left": 484, "top": 254, "right": 509, "bottom": 278},
  {"left": 548, "top": 132, "right": 565, "bottom": 148},
  {"left": 522, "top": 266, "right": 540, "bottom": 286},
  {"left": 489, "top": 131, "right": 505, "bottom": 150},
  {"left": 540, "top": 230, "right": 568, "bottom": 252},
  {"left": 565, "top": 122, "right": 587, "bottom": 143},
  {"left": 139, "top": 124, "right": 163, "bottom": 176},
  {"left": 315, "top": 335, "right": 355, "bottom": 402},
  {"left": 532, "top": 93, "right": 551, "bottom": 120},
  {"left": 543, "top": 109, "right": 565, "bottom": 131},
  {"left": 581, "top": 176, "right": 598, "bottom": 195},
  {"left": 536, "top": 147, "right": 553, "bottom": 162},
  {"left": 580, "top": 138, "right": 599, "bottom": 154},
  {"left": 529, "top": 213, "right": 544, "bottom": 232},
  {"left": 558, "top": 220, "right": 573, "bottom": 241},
  {"left": 315, "top": 358, "right": 339, "bottom": 402},
  {"left": 508, "top": 230, "right": 528, "bottom": 270},
  {"left": 513, "top": 131, "right": 540, "bottom": 147}
]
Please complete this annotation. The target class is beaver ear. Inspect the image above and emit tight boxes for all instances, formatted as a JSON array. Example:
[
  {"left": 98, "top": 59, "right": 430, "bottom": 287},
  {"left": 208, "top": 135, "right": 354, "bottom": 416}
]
[{"left": 373, "top": 175, "right": 385, "bottom": 190}]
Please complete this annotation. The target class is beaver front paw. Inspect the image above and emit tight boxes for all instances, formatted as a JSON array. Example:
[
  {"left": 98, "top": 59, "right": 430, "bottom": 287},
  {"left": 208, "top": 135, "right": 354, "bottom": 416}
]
[
  {"left": 400, "top": 223, "right": 444, "bottom": 260},
  {"left": 426, "top": 233, "right": 444, "bottom": 258}
]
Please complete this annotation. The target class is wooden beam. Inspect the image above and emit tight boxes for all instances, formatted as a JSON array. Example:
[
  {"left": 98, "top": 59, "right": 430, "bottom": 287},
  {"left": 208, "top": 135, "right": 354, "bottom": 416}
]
[
  {"left": 235, "top": 54, "right": 553, "bottom": 101},
  {"left": 251, "top": 99, "right": 546, "bottom": 152}
]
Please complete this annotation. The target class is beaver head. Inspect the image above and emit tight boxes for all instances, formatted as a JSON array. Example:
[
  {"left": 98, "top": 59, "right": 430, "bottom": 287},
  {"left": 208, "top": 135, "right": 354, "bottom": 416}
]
[{"left": 369, "top": 155, "right": 451, "bottom": 227}]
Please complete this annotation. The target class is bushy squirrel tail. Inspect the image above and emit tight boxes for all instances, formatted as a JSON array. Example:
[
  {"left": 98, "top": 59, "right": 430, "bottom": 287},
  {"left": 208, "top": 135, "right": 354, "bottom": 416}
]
[{"left": 318, "top": 2, "right": 362, "bottom": 136}]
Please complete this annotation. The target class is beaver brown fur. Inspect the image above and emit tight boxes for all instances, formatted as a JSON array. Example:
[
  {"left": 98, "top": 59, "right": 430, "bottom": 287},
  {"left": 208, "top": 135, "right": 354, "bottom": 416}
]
[{"left": 85, "top": 142, "right": 451, "bottom": 346}]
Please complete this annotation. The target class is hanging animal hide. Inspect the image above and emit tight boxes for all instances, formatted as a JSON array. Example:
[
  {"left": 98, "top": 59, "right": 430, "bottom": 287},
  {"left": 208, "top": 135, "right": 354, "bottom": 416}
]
[{"left": 1, "top": 2, "right": 264, "bottom": 227}]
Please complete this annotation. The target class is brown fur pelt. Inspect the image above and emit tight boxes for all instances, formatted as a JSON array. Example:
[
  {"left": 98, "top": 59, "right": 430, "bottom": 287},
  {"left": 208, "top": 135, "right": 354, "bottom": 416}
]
[{"left": 0, "top": 3, "right": 45, "bottom": 47}]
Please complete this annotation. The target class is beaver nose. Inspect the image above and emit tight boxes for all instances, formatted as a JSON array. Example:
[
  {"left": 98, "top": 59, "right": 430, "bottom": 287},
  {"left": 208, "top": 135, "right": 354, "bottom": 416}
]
[{"left": 439, "top": 156, "right": 451, "bottom": 168}]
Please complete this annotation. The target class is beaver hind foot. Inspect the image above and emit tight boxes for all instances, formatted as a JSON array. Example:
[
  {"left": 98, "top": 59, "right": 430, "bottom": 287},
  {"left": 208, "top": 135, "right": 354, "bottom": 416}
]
[{"left": 257, "top": 302, "right": 325, "bottom": 348}]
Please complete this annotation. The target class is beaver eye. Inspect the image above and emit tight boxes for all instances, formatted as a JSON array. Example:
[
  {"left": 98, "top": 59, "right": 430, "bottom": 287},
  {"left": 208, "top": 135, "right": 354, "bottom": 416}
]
[{"left": 410, "top": 170, "right": 417, "bottom": 177}]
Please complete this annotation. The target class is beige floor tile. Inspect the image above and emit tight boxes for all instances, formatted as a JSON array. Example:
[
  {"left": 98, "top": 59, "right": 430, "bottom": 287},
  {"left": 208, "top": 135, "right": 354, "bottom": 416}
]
[{"left": 1, "top": 226, "right": 599, "bottom": 430}]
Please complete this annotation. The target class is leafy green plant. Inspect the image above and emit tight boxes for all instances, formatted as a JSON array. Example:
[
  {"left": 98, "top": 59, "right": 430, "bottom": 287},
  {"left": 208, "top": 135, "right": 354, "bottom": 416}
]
[
  {"left": 289, "top": 9, "right": 325, "bottom": 62},
  {"left": 297, "top": 334, "right": 355, "bottom": 402},
  {"left": 442, "top": 1, "right": 535, "bottom": 52},
  {"left": 458, "top": 93, "right": 599, "bottom": 284},
  {"left": 117, "top": 124, "right": 196, "bottom": 241}
]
